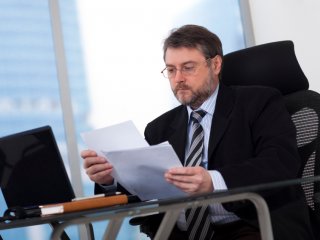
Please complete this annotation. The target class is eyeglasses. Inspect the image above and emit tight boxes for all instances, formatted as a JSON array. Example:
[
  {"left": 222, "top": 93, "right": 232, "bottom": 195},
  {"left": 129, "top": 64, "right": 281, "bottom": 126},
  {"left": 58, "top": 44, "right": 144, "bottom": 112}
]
[{"left": 161, "top": 58, "right": 211, "bottom": 79}]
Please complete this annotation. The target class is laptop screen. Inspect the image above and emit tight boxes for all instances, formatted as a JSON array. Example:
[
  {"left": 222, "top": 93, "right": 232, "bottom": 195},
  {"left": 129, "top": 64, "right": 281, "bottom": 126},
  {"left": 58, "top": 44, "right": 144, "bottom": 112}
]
[{"left": 0, "top": 126, "right": 75, "bottom": 207}]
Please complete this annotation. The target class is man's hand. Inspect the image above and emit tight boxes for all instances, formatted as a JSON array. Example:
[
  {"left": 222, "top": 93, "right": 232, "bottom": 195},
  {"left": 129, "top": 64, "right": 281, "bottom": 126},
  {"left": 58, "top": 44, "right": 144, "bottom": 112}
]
[
  {"left": 164, "top": 166, "right": 213, "bottom": 195},
  {"left": 81, "top": 149, "right": 114, "bottom": 185}
]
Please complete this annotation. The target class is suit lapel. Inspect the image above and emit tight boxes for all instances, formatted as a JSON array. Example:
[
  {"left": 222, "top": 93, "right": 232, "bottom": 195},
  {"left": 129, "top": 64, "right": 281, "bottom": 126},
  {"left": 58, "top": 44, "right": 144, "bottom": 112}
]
[
  {"left": 168, "top": 107, "right": 188, "bottom": 164},
  {"left": 208, "top": 84, "right": 234, "bottom": 161}
]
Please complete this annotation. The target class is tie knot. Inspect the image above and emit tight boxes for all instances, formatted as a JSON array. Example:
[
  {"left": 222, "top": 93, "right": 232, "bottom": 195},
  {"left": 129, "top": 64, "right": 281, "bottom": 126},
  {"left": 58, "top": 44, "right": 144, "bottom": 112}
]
[{"left": 191, "top": 110, "right": 206, "bottom": 123}]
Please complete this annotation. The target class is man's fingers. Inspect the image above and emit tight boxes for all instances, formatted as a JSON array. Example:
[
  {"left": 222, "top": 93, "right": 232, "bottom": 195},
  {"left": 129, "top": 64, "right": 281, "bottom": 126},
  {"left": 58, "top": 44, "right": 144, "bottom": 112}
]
[
  {"left": 83, "top": 156, "right": 108, "bottom": 169},
  {"left": 169, "top": 180, "right": 198, "bottom": 194},
  {"left": 165, "top": 173, "right": 193, "bottom": 183},
  {"left": 91, "top": 168, "right": 112, "bottom": 179},
  {"left": 167, "top": 166, "right": 197, "bottom": 175},
  {"left": 85, "top": 162, "right": 111, "bottom": 175},
  {"left": 89, "top": 168, "right": 113, "bottom": 184},
  {"left": 80, "top": 149, "right": 97, "bottom": 158}
]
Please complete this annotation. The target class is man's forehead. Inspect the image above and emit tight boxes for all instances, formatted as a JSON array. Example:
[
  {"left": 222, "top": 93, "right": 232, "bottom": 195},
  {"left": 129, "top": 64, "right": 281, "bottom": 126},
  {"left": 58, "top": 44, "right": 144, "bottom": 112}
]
[{"left": 165, "top": 47, "right": 204, "bottom": 65}]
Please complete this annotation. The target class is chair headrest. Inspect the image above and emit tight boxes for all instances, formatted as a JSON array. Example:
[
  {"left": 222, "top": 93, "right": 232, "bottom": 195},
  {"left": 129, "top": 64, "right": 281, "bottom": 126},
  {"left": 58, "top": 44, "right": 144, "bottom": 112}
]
[{"left": 221, "top": 41, "right": 309, "bottom": 95}]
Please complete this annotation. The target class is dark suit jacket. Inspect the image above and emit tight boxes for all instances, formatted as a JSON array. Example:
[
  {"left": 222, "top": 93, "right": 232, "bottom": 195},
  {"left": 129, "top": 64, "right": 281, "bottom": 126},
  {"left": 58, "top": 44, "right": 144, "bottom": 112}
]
[
  {"left": 96, "top": 84, "right": 315, "bottom": 239},
  {"left": 145, "top": 84, "right": 314, "bottom": 239}
]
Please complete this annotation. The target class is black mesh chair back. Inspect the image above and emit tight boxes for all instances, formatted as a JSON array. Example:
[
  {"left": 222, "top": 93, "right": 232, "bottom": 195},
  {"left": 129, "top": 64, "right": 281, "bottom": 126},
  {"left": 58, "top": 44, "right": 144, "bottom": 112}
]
[{"left": 221, "top": 40, "right": 320, "bottom": 237}]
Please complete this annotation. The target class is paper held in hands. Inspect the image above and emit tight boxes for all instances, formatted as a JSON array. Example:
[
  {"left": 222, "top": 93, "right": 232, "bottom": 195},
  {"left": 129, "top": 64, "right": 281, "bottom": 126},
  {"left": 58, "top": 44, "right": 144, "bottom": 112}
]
[{"left": 81, "top": 121, "right": 186, "bottom": 201}]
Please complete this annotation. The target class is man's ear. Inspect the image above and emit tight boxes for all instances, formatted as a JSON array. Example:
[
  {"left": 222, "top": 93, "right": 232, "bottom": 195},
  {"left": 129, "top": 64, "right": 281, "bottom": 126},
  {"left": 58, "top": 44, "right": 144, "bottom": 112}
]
[{"left": 211, "top": 55, "right": 222, "bottom": 75}]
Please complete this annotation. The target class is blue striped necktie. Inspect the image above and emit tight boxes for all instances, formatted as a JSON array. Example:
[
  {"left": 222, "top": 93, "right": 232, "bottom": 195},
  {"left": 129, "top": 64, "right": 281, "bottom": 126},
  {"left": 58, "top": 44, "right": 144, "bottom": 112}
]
[{"left": 185, "top": 110, "right": 214, "bottom": 240}]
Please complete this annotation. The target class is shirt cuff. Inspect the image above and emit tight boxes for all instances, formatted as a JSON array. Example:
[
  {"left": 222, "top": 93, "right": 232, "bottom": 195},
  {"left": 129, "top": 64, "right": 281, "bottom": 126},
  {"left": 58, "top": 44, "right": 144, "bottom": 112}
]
[
  {"left": 99, "top": 179, "right": 117, "bottom": 192},
  {"left": 208, "top": 170, "right": 228, "bottom": 191}
]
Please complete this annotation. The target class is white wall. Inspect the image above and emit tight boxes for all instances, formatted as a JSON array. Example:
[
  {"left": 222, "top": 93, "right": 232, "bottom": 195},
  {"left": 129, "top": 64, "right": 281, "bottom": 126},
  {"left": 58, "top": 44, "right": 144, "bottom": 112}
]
[{"left": 243, "top": 0, "right": 320, "bottom": 91}]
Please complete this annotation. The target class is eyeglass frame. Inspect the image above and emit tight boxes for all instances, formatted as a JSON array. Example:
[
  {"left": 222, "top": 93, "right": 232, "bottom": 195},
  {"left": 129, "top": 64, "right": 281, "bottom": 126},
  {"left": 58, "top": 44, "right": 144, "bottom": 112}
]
[{"left": 161, "top": 57, "right": 213, "bottom": 79}]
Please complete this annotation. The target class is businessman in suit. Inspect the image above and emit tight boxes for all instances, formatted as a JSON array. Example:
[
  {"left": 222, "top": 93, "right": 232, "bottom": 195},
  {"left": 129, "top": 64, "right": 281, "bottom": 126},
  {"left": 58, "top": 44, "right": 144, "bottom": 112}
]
[{"left": 81, "top": 25, "right": 315, "bottom": 239}]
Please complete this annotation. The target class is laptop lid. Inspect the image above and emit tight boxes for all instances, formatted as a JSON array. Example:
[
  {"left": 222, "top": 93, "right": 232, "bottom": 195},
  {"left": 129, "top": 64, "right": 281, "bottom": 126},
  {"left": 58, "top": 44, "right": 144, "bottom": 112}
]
[{"left": 0, "top": 126, "right": 75, "bottom": 207}]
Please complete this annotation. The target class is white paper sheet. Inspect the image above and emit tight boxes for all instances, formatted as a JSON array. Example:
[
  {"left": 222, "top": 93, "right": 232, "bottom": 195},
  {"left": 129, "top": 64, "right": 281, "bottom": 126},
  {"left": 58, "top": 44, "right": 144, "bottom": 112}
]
[
  {"left": 81, "top": 120, "right": 148, "bottom": 156},
  {"left": 81, "top": 121, "right": 186, "bottom": 201},
  {"left": 103, "top": 143, "right": 186, "bottom": 200}
]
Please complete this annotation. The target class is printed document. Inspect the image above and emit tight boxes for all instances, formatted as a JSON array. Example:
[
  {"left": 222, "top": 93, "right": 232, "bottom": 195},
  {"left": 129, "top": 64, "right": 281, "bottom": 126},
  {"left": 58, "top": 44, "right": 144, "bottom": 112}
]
[{"left": 81, "top": 121, "right": 186, "bottom": 201}]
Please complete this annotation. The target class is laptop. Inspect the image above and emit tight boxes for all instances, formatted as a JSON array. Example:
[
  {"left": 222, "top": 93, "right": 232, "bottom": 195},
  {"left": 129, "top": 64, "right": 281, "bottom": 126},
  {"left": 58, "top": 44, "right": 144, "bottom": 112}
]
[{"left": 0, "top": 126, "right": 75, "bottom": 208}]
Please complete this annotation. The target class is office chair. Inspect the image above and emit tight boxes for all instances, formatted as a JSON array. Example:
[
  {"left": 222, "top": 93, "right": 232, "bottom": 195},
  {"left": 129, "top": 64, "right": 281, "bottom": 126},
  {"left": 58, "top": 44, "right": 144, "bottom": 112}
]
[{"left": 221, "top": 40, "right": 320, "bottom": 238}]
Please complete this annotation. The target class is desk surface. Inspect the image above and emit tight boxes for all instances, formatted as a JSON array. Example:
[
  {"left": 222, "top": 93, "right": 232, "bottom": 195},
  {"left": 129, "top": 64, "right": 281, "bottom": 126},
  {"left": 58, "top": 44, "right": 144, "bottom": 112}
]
[
  {"left": 0, "top": 176, "right": 319, "bottom": 240},
  {"left": 0, "top": 184, "right": 269, "bottom": 230},
  {"left": 1, "top": 175, "right": 318, "bottom": 230}
]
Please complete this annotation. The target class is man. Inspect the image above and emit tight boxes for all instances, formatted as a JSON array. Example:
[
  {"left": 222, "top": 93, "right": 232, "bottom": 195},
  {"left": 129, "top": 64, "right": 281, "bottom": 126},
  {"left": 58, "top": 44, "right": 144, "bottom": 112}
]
[{"left": 81, "top": 25, "right": 314, "bottom": 239}]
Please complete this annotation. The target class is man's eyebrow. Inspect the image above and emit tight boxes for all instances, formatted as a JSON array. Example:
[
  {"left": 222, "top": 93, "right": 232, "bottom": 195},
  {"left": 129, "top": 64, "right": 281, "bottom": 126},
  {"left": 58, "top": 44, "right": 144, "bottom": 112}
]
[{"left": 165, "top": 61, "right": 196, "bottom": 67}]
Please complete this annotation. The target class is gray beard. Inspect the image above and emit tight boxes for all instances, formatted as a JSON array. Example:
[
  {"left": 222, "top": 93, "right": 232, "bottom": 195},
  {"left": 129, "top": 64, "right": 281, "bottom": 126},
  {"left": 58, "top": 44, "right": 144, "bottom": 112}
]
[
  {"left": 176, "top": 87, "right": 212, "bottom": 109},
  {"left": 174, "top": 76, "right": 215, "bottom": 109}
]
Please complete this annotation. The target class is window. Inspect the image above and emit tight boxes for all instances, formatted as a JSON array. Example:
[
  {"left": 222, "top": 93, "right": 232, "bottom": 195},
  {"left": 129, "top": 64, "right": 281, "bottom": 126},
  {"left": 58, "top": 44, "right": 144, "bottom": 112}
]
[{"left": 0, "top": 0, "right": 245, "bottom": 239}]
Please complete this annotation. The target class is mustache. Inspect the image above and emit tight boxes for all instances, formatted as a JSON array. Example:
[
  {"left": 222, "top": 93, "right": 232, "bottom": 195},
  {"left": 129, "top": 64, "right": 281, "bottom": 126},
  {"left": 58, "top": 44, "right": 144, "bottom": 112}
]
[{"left": 174, "top": 83, "right": 191, "bottom": 92}]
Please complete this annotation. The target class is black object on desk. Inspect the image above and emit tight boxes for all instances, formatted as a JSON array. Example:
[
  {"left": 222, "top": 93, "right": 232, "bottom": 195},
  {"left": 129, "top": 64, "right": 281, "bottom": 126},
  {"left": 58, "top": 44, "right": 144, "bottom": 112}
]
[
  {"left": 0, "top": 126, "right": 75, "bottom": 240},
  {"left": 0, "top": 125, "right": 75, "bottom": 208}
]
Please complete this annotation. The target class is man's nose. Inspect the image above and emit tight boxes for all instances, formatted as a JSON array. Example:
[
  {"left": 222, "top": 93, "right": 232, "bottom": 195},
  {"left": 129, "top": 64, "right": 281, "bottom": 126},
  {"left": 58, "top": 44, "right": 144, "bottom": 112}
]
[{"left": 173, "top": 69, "right": 185, "bottom": 82}]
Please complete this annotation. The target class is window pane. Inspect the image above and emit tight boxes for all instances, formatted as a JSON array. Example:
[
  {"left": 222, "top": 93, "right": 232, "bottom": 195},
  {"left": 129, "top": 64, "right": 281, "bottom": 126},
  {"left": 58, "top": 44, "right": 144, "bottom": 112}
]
[{"left": 0, "top": 0, "right": 84, "bottom": 238}]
